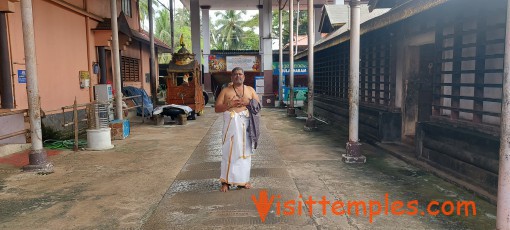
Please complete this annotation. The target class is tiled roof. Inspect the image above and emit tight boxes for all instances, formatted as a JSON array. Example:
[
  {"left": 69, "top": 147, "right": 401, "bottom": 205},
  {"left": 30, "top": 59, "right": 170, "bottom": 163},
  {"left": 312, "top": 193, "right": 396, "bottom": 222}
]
[
  {"left": 93, "top": 13, "right": 171, "bottom": 52},
  {"left": 131, "top": 29, "right": 172, "bottom": 52}
]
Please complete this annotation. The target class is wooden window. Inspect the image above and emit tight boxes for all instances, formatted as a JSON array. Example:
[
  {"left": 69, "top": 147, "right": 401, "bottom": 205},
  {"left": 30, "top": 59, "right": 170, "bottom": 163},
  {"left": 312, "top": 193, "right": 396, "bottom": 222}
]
[
  {"left": 122, "top": 0, "right": 132, "bottom": 17},
  {"left": 121, "top": 56, "right": 140, "bottom": 82},
  {"left": 433, "top": 5, "right": 505, "bottom": 126},
  {"left": 315, "top": 45, "right": 346, "bottom": 99},
  {"left": 359, "top": 32, "right": 391, "bottom": 107}
]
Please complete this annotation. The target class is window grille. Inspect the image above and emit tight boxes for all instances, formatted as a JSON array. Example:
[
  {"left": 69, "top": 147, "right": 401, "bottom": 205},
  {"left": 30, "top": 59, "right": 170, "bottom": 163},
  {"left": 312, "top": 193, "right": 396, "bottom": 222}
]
[
  {"left": 314, "top": 44, "right": 349, "bottom": 99},
  {"left": 360, "top": 33, "right": 391, "bottom": 107},
  {"left": 121, "top": 56, "right": 140, "bottom": 82},
  {"left": 433, "top": 6, "right": 505, "bottom": 126}
]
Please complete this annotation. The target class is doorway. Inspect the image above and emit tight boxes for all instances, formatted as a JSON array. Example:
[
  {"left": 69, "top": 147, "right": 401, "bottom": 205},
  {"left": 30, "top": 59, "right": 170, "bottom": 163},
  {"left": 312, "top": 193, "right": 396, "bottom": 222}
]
[{"left": 403, "top": 44, "right": 435, "bottom": 144}]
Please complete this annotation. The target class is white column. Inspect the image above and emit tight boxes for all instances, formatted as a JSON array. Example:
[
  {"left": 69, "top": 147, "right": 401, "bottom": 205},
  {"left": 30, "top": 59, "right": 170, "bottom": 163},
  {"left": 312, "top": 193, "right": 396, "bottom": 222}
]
[
  {"left": 190, "top": 0, "right": 200, "bottom": 64},
  {"left": 287, "top": 0, "right": 296, "bottom": 116},
  {"left": 258, "top": 4, "right": 263, "bottom": 56},
  {"left": 263, "top": 0, "right": 272, "bottom": 95},
  {"left": 343, "top": 0, "right": 366, "bottom": 163},
  {"left": 201, "top": 5, "right": 211, "bottom": 92},
  {"left": 314, "top": 4, "right": 322, "bottom": 42},
  {"left": 111, "top": 0, "right": 123, "bottom": 120},
  {"left": 304, "top": 0, "right": 316, "bottom": 131},
  {"left": 202, "top": 6, "right": 210, "bottom": 69},
  {"left": 497, "top": 0, "right": 510, "bottom": 228},
  {"left": 20, "top": 0, "right": 53, "bottom": 172},
  {"left": 278, "top": 0, "right": 284, "bottom": 107}
]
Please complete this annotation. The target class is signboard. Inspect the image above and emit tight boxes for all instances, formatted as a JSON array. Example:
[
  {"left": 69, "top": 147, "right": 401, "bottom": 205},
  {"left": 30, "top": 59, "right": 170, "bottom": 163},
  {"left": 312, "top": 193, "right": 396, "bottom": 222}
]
[
  {"left": 17, "top": 70, "right": 26, "bottom": 83},
  {"left": 79, "top": 71, "right": 90, "bottom": 88},
  {"left": 255, "top": 76, "right": 264, "bottom": 94},
  {"left": 227, "top": 56, "right": 260, "bottom": 72},
  {"left": 209, "top": 55, "right": 261, "bottom": 72},
  {"left": 273, "top": 61, "right": 308, "bottom": 75}
]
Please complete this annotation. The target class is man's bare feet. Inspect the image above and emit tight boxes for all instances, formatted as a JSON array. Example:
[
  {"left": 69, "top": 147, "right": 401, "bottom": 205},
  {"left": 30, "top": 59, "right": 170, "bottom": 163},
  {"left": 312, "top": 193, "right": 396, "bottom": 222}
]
[
  {"left": 237, "top": 183, "right": 252, "bottom": 189},
  {"left": 220, "top": 183, "right": 229, "bottom": 192}
]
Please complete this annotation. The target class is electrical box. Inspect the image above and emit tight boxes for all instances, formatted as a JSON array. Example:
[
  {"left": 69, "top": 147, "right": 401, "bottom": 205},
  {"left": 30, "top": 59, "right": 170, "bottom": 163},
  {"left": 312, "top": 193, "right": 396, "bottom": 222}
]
[
  {"left": 94, "top": 84, "right": 113, "bottom": 103},
  {"left": 94, "top": 84, "right": 114, "bottom": 121}
]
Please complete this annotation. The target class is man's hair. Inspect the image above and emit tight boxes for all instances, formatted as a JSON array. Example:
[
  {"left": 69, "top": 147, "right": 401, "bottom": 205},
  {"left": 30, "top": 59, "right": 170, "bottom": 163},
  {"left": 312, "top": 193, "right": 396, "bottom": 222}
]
[{"left": 231, "top": 67, "right": 244, "bottom": 75}]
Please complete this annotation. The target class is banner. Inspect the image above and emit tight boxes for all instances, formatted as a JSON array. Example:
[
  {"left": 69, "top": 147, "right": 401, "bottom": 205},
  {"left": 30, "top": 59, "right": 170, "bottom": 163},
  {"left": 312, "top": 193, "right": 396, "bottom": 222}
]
[
  {"left": 209, "top": 55, "right": 261, "bottom": 72},
  {"left": 208, "top": 55, "right": 227, "bottom": 72},
  {"left": 227, "top": 56, "right": 260, "bottom": 72}
]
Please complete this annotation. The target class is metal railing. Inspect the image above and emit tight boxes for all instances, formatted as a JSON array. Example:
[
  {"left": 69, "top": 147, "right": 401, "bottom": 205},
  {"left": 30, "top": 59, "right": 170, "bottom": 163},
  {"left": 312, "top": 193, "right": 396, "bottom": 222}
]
[
  {"left": 0, "top": 109, "right": 28, "bottom": 142},
  {"left": 121, "top": 94, "right": 146, "bottom": 123}
]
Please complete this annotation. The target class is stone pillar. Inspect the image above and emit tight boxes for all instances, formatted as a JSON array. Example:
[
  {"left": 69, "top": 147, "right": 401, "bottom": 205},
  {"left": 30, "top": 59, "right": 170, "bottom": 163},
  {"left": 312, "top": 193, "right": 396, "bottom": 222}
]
[
  {"left": 343, "top": 0, "right": 366, "bottom": 163},
  {"left": 190, "top": 0, "right": 200, "bottom": 64},
  {"left": 20, "top": 0, "right": 53, "bottom": 173},
  {"left": 304, "top": 0, "right": 316, "bottom": 131},
  {"left": 278, "top": 0, "right": 285, "bottom": 107},
  {"left": 497, "top": 0, "right": 510, "bottom": 228},
  {"left": 111, "top": 0, "right": 123, "bottom": 120},
  {"left": 314, "top": 4, "right": 323, "bottom": 42},
  {"left": 260, "top": 0, "right": 274, "bottom": 107},
  {"left": 287, "top": 0, "right": 296, "bottom": 116},
  {"left": 201, "top": 5, "right": 212, "bottom": 95}
]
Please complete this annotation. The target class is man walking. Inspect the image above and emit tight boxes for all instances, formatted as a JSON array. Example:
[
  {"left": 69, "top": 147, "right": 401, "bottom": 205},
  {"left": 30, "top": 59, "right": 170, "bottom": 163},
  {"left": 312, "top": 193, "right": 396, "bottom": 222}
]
[{"left": 215, "top": 67, "right": 260, "bottom": 192}]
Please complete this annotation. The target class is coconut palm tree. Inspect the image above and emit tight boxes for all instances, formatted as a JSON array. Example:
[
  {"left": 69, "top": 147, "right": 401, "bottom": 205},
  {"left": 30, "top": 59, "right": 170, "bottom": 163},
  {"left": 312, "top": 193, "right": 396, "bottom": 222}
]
[
  {"left": 138, "top": 0, "right": 161, "bottom": 30},
  {"left": 155, "top": 10, "right": 172, "bottom": 63},
  {"left": 212, "top": 10, "right": 250, "bottom": 50}
]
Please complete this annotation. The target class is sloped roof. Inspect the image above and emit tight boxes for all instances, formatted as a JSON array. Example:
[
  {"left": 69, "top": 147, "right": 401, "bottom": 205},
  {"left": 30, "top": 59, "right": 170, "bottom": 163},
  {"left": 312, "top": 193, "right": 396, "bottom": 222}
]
[
  {"left": 131, "top": 30, "right": 171, "bottom": 52},
  {"left": 319, "top": 5, "right": 390, "bottom": 34},
  {"left": 283, "top": 35, "right": 309, "bottom": 50},
  {"left": 319, "top": 5, "right": 350, "bottom": 33},
  {"left": 94, "top": 12, "right": 133, "bottom": 37},
  {"left": 296, "top": 0, "right": 452, "bottom": 60},
  {"left": 94, "top": 12, "right": 171, "bottom": 52},
  {"left": 369, "top": 0, "right": 401, "bottom": 12}
]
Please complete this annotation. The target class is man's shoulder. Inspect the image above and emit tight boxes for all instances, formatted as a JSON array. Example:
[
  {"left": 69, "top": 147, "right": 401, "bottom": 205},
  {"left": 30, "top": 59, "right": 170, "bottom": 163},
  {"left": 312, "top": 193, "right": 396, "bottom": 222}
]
[{"left": 220, "top": 87, "right": 235, "bottom": 96}]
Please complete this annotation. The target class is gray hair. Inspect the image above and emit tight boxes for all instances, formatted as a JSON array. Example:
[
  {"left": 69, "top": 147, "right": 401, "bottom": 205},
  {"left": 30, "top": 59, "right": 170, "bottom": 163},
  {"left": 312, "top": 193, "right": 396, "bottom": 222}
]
[{"left": 231, "top": 67, "right": 244, "bottom": 75}]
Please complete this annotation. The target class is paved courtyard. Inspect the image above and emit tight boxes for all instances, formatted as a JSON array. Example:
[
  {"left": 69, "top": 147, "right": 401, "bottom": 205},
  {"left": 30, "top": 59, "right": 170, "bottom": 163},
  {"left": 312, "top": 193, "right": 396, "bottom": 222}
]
[{"left": 0, "top": 107, "right": 497, "bottom": 229}]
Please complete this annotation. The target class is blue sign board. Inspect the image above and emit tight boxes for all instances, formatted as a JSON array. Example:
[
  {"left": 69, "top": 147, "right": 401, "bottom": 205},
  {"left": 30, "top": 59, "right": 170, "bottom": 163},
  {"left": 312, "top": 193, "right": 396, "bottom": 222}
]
[
  {"left": 18, "top": 70, "right": 26, "bottom": 83},
  {"left": 273, "top": 61, "right": 308, "bottom": 76}
]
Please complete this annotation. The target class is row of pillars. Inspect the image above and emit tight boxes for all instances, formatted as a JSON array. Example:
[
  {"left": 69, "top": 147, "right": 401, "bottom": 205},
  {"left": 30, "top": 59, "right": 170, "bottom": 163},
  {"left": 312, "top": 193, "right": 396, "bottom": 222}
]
[
  {"left": 280, "top": 0, "right": 365, "bottom": 163},
  {"left": 285, "top": 0, "right": 510, "bottom": 227}
]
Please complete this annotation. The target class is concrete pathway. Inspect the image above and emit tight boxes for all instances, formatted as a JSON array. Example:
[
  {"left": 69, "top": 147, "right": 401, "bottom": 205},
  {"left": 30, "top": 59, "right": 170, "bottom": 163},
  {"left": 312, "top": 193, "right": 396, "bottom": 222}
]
[
  {"left": 143, "top": 108, "right": 496, "bottom": 229},
  {"left": 0, "top": 107, "right": 497, "bottom": 229}
]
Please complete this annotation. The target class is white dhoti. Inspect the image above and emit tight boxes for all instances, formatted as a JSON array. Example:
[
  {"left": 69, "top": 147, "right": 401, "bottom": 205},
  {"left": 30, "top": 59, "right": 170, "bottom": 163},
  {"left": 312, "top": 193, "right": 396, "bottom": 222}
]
[{"left": 220, "top": 110, "right": 252, "bottom": 186}]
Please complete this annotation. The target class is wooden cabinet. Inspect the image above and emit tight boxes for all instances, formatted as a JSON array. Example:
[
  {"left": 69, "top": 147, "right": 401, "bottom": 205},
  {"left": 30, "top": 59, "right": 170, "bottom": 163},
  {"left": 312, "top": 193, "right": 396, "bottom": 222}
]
[{"left": 165, "top": 61, "right": 205, "bottom": 115}]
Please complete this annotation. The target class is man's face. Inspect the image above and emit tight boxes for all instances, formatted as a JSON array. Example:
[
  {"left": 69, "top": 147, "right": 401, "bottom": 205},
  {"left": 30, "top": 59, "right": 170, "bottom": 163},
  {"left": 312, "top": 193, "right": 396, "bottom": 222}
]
[{"left": 231, "top": 70, "right": 245, "bottom": 85}]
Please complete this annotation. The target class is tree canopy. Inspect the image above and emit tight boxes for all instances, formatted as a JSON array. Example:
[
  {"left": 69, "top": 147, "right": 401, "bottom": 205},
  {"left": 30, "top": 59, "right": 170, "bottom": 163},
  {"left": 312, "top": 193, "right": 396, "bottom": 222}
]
[
  {"left": 138, "top": 3, "right": 311, "bottom": 60},
  {"left": 272, "top": 10, "right": 308, "bottom": 48},
  {"left": 211, "top": 10, "right": 259, "bottom": 50}
]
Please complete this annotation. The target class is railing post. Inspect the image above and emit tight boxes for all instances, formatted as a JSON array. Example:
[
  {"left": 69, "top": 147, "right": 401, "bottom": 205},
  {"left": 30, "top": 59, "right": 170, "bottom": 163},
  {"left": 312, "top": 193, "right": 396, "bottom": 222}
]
[{"left": 73, "top": 97, "right": 79, "bottom": 151}]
